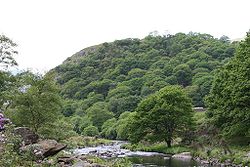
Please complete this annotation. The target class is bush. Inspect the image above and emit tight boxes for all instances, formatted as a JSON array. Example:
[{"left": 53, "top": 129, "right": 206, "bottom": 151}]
[
  {"left": 83, "top": 125, "right": 99, "bottom": 137},
  {"left": 38, "top": 119, "right": 77, "bottom": 141}
]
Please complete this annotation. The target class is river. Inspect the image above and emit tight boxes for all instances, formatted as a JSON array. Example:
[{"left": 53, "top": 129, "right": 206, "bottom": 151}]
[{"left": 74, "top": 141, "right": 198, "bottom": 167}]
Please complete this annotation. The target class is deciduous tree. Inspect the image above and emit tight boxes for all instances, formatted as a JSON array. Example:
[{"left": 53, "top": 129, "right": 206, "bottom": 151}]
[{"left": 129, "top": 85, "right": 194, "bottom": 147}]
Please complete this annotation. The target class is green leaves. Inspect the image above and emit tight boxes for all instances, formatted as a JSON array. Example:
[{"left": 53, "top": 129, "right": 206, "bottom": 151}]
[
  {"left": 128, "top": 85, "right": 194, "bottom": 147},
  {"left": 54, "top": 32, "right": 236, "bottom": 109},
  {"left": 7, "top": 73, "right": 62, "bottom": 133},
  {"left": 206, "top": 32, "right": 250, "bottom": 143},
  {"left": 0, "top": 35, "right": 18, "bottom": 68}
]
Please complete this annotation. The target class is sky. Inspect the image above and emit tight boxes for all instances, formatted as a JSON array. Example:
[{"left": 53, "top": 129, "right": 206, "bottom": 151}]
[{"left": 0, "top": 0, "right": 249, "bottom": 73}]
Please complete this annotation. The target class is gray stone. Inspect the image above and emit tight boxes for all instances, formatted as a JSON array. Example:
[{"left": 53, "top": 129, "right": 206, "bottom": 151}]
[
  {"left": 20, "top": 139, "right": 67, "bottom": 159},
  {"left": 14, "top": 127, "right": 39, "bottom": 145}
]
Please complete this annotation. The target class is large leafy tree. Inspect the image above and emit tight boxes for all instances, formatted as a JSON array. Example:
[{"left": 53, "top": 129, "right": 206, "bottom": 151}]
[
  {"left": 7, "top": 73, "right": 62, "bottom": 132},
  {"left": 206, "top": 32, "right": 250, "bottom": 143},
  {"left": 129, "top": 85, "right": 194, "bottom": 147}
]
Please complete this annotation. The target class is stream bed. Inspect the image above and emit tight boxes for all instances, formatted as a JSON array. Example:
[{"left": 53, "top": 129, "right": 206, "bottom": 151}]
[{"left": 74, "top": 141, "right": 198, "bottom": 167}]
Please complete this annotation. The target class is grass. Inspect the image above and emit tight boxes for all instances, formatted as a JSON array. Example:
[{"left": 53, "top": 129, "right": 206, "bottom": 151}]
[
  {"left": 193, "top": 145, "right": 250, "bottom": 166},
  {"left": 121, "top": 142, "right": 191, "bottom": 155},
  {"left": 85, "top": 156, "right": 132, "bottom": 167}
]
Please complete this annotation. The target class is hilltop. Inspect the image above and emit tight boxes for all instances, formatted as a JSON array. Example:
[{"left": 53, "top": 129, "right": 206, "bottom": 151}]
[{"left": 51, "top": 32, "right": 237, "bottom": 117}]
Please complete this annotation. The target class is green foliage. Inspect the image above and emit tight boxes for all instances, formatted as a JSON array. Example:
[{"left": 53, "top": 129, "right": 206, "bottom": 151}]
[
  {"left": 101, "top": 118, "right": 117, "bottom": 139},
  {"left": 62, "top": 136, "right": 111, "bottom": 149},
  {"left": 70, "top": 115, "right": 93, "bottom": 134},
  {"left": 86, "top": 102, "right": 114, "bottom": 130},
  {"left": 122, "top": 142, "right": 191, "bottom": 155},
  {"left": 83, "top": 125, "right": 99, "bottom": 136},
  {"left": 0, "top": 35, "right": 18, "bottom": 67},
  {"left": 116, "top": 112, "right": 136, "bottom": 140},
  {"left": 38, "top": 118, "right": 77, "bottom": 141},
  {"left": 128, "top": 85, "right": 194, "bottom": 147},
  {"left": 0, "top": 125, "right": 52, "bottom": 167},
  {"left": 206, "top": 32, "right": 250, "bottom": 143},
  {"left": 6, "top": 73, "right": 62, "bottom": 133},
  {"left": 0, "top": 71, "right": 16, "bottom": 109},
  {"left": 85, "top": 156, "right": 132, "bottom": 167},
  {"left": 107, "top": 95, "right": 141, "bottom": 116},
  {"left": 53, "top": 32, "right": 236, "bottom": 113},
  {"left": 173, "top": 64, "right": 192, "bottom": 87}
]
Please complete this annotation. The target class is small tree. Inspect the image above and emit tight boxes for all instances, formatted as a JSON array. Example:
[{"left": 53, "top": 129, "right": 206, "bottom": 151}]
[
  {"left": 129, "top": 85, "right": 194, "bottom": 147},
  {"left": 173, "top": 64, "right": 192, "bottom": 87},
  {"left": 8, "top": 73, "right": 62, "bottom": 132},
  {"left": 83, "top": 125, "right": 99, "bottom": 137},
  {"left": 86, "top": 102, "right": 114, "bottom": 130}
]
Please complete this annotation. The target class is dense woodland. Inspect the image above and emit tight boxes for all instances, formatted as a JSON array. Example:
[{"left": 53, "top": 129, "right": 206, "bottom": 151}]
[
  {"left": 0, "top": 32, "right": 249, "bottom": 166},
  {"left": 49, "top": 32, "right": 240, "bottom": 141}
]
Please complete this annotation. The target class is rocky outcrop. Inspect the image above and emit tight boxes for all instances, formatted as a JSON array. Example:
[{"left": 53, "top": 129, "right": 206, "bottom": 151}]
[
  {"left": 14, "top": 127, "right": 39, "bottom": 145},
  {"left": 20, "top": 139, "right": 67, "bottom": 159}
]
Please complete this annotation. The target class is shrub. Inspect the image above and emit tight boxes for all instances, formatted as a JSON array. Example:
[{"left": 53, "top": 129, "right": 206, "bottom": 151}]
[{"left": 83, "top": 125, "right": 99, "bottom": 137}]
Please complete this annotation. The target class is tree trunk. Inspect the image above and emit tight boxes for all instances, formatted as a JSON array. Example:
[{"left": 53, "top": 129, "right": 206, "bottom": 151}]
[{"left": 166, "top": 140, "right": 171, "bottom": 148}]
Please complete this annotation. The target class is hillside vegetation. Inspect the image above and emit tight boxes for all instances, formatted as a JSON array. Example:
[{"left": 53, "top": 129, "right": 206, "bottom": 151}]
[
  {"left": 52, "top": 33, "right": 236, "bottom": 116},
  {"left": 1, "top": 32, "right": 250, "bottom": 166}
]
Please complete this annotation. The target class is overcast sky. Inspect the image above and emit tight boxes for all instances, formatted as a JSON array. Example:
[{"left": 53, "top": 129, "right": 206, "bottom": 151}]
[{"left": 1, "top": 0, "right": 249, "bottom": 73}]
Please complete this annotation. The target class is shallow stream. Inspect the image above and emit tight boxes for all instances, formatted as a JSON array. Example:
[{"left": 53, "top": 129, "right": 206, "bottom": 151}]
[{"left": 74, "top": 141, "right": 198, "bottom": 167}]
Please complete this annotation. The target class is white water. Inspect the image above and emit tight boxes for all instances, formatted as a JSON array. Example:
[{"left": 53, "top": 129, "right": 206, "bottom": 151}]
[
  {"left": 73, "top": 141, "right": 198, "bottom": 167},
  {"left": 74, "top": 141, "right": 165, "bottom": 158}
]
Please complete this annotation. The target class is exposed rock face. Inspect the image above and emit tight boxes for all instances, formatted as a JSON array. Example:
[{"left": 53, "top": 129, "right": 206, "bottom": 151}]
[
  {"left": 20, "top": 139, "right": 67, "bottom": 159},
  {"left": 172, "top": 152, "right": 192, "bottom": 160},
  {"left": 14, "top": 127, "right": 39, "bottom": 145}
]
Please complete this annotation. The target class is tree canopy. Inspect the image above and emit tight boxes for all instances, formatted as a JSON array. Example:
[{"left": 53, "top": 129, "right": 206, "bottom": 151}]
[
  {"left": 6, "top": 73, "right": 62, "bottom": 132},
  {"left": 52, "top": 32, "right": 237, "bottom": 117},
  {"left": 206, "top": 32, "right": 250, "bottom": 143},
  {"left": 128, "top": 85, "right": 194, "bottom": 147}
]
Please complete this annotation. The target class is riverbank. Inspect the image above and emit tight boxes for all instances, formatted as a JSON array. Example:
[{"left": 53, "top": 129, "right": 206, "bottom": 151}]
[
  {"left": 121, "top": 142, "right": 191, "bottom": 155},
  {"left": 193, "top": 146, "right": 250, "bottom": 166},
  {"left": 122, "top": 142, "right": 250, "bottom": 166},
  {"left": 65, "top": 137, "right": 249, "bottom": 166},
  {"left": 1, "top": 128, "right": 249, "bottom": 167},
  {"left": 71, "top": 140, "right": 197, "bottom": 167}
]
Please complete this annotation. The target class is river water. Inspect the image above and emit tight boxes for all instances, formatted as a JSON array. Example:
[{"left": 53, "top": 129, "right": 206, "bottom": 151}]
[{"left": 74, "top": 141, "right": 198, "bottom": 167}]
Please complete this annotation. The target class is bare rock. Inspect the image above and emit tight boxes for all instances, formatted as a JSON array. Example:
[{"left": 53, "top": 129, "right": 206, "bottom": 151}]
[
  {"left": 14, "top": 127, "right": 39, "bottom": 145},
  {"left": 20, "top": 139, "right": 67, "bottom": 159}
]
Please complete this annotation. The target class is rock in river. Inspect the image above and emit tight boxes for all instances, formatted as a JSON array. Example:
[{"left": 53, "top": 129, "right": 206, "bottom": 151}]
[{"left": 172, "top": 152, "right": 192, "bottom": 160}]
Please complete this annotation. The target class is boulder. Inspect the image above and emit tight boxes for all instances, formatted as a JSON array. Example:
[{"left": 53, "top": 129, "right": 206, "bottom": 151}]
[
  {"left": 172, "top": 152, "right": 192, "bottom": 160},
  {"left": 58, "top": 156, "right": 75, "bottom": 166},
  {"left": 14, "top": 127, "right": 39, "bottom": 145},
  {"left": 20, "top": 139, "right": 67, "bottom": 159}
]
